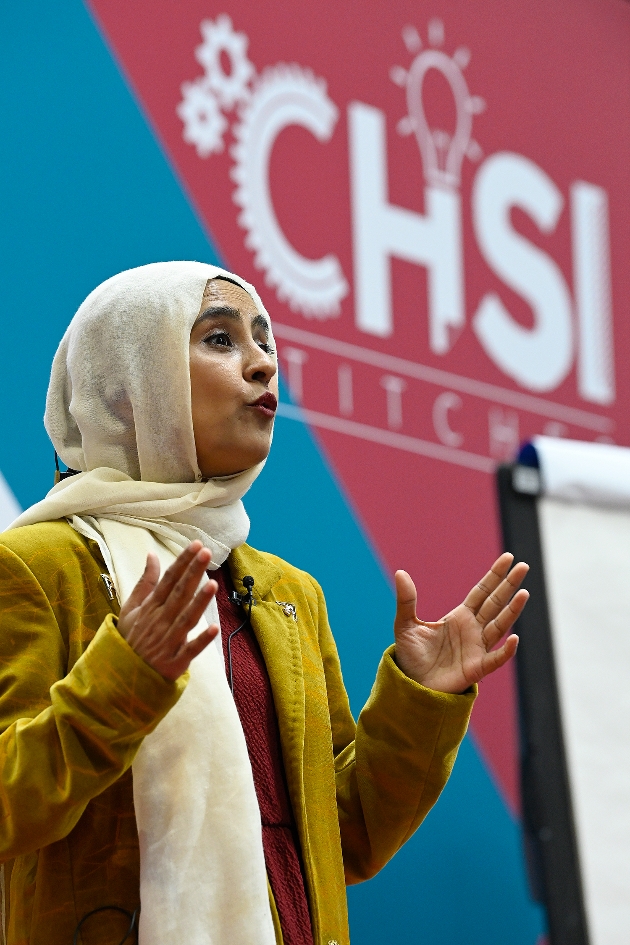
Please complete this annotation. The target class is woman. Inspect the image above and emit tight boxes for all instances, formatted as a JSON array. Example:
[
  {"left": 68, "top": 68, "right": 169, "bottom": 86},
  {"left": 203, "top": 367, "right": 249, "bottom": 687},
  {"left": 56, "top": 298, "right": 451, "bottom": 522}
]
[{"left": 0, "top": 261, "right": 527, "bottom": 945}]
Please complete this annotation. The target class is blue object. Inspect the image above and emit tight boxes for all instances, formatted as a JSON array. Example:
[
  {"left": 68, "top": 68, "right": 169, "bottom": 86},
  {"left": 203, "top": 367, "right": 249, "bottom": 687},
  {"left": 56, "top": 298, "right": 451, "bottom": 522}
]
[{"left": 517, "top": 442, "right": 540, "bottom": 469}]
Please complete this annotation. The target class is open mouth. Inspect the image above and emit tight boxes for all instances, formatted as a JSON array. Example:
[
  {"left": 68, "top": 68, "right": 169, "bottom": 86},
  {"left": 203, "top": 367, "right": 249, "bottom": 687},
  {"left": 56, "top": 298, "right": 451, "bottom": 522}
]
[{"left": 249, "top": 392, "right": 278, "bottom": 417}]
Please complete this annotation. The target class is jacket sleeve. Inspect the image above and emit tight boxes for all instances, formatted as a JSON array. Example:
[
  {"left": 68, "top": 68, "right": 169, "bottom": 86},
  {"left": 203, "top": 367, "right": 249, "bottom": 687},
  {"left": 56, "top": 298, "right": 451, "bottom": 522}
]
[
  {"left": 0, "top": 542, "right": 186, "bottom": 860},
  {"left": 313, "top": 578, "right": 476, "bottom": 884}
]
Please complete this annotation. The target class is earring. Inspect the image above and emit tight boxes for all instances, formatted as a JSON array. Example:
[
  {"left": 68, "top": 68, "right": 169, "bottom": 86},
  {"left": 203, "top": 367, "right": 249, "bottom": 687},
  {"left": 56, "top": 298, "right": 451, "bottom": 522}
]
[{"left": 54, "top": 451, "right": 80, "bottom": 485}]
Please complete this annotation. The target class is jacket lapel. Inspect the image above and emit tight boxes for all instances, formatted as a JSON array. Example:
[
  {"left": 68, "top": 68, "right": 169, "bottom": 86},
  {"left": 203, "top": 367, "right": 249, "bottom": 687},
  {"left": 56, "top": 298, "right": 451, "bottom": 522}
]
[{"left": 228, "top": 545, "right": 307, "bottom": 827}]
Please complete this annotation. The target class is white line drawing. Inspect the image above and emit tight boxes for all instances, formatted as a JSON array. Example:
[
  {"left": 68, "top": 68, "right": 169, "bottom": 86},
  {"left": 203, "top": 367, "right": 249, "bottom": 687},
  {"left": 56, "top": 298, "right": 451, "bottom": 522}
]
[
  {"left": 433, "top": 392, "right": 464, "bottom": 447},
  {"left": 282, "top": 346, "right": 309, "bottom": 402},
  {"left": 276, "top": 402, "right": 495, "bottom": 474},
  {"left": 179, "top": 20, "right": 347, "bottom": 319},
  {"left": 232, "top": 64, "right": 348, "bottom": 318},
  {"left": 271, "top": 322, "right": 614, "bottom": 433},
  {"left": 393, "top": 19, "right": 484, "bottom": 189},
  {"left": 196, "top": 14, "right": 254, "bottom": 110},
  {"left": 488, "top": 406, "right": 520, "bottom": 461},
  {"left": 178, "top": 80, "right": 228, "bottom": 157},
  {"left": 177, "top": 15, "right": 254, "bottom": 157},
  {"left": 338, "top": 364, "right": 354, "bottom": 417},
  {"left": 380, "top": 375, "right": 407, "bottom": 429}
]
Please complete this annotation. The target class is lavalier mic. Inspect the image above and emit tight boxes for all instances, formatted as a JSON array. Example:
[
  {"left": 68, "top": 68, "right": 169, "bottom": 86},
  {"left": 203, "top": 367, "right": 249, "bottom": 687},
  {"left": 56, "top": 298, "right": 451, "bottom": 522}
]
[
  {"left": 242, "top": 575, "right": 255, "bottom": 604},
  {"left": 229, "top": 575, "right": 255, "bottom": 608}
]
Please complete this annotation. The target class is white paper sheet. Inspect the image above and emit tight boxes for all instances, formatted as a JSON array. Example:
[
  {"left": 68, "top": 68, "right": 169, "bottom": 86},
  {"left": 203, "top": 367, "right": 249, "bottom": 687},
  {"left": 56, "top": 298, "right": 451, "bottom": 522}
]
[
  {"left": 534, "top": 436, "right": 630, "bottom": 509},
  {"left": 539, "top": 496, "right": 630, "bottom": 945}
]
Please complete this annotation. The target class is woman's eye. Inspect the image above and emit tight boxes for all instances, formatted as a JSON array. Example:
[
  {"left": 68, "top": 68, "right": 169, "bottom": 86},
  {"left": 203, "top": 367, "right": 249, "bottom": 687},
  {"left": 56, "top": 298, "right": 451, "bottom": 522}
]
[
  {"left": 205, "top": 331, "right": 232, "bottom": 348},
  {"left": 259, "top": 342, "right": 276, "bottom": 355}
]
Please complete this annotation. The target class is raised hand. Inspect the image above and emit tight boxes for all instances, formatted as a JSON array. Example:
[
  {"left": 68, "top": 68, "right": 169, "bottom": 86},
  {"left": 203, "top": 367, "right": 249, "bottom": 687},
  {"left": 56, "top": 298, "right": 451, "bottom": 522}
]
[
  {"left": 393, "top": 553, "right": 529, "bottom": 694},
  {"left": 117, "top": 540, "right": 219, "bottom": 682}
]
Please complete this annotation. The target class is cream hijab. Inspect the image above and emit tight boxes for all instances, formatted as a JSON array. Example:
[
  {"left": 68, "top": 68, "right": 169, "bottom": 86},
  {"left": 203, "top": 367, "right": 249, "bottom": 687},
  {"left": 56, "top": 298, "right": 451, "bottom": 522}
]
[{"left": 10, "top": 261, "right": 277, "bottom": 945}]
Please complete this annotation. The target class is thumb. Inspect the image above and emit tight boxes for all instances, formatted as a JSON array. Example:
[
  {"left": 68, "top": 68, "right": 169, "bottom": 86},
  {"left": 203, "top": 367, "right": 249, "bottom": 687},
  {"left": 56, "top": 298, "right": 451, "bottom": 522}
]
[
  {"left": 394, "top": 570, "right": 418, "bottom": 629},
  {"left": 123, "top": 553, "right": 160, "bottom": 613}
]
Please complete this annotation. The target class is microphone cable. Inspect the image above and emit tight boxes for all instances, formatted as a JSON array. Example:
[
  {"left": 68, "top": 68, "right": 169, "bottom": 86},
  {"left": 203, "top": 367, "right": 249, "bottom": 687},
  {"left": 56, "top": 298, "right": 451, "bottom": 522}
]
[
  {"left": 72, "top": 905, "right": 138, "bottom": 944},
  {"left": 226, "top": 575, "right": 255, "bottom": 693}
]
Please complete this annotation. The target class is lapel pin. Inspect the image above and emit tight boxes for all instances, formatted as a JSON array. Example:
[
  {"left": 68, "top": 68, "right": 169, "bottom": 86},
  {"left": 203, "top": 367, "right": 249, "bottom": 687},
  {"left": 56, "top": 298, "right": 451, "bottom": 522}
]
[
  {"left": 276, "top": 601, "right": 297, "bottom": 621},
  {"left": 100, "top": 573, "right": 117, "bottom": 602}
]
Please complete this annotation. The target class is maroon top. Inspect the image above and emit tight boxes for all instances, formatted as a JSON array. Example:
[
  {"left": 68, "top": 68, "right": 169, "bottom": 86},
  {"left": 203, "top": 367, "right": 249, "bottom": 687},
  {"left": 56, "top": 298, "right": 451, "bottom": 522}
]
[{"left": 214, "top": 565, "right": 314, "bottom": 945}]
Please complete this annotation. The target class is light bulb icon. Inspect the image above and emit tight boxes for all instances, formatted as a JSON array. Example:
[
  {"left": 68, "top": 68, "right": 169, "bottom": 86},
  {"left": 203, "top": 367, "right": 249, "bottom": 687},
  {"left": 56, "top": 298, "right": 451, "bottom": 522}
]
[{"left": 391, "top": 19, "right": 485, "bottom": 189}]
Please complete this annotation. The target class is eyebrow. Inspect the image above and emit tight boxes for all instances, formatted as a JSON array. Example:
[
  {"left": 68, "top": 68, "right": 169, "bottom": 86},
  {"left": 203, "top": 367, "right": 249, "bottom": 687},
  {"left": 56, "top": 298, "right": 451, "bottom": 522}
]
[{"left": 196, "top": 305, "right": 270, "bottom": 335}]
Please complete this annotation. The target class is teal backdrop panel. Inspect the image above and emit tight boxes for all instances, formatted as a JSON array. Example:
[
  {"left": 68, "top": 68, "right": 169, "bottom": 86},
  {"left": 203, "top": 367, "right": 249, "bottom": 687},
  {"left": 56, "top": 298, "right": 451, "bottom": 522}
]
[
  {"left": 0, "top": 1, "right": 220, "bottom": 509},
  {"left": 0, "top": 3, "right": 544, "bottom": 942}
]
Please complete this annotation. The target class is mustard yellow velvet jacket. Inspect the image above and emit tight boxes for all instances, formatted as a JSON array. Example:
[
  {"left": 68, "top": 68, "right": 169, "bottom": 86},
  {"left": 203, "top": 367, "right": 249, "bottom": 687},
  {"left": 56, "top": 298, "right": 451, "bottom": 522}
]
[{"left": 0, "top": 521, "right": 475, "bottom": 945}]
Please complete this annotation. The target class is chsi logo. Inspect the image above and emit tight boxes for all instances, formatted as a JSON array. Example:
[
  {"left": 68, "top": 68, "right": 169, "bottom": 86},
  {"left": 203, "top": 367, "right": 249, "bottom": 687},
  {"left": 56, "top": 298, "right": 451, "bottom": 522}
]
[
  {"left": 178, "top": 15, "right": 614, "bottom": 407},
  {"left": 178, "top": 15, "right": 347, "bottom": 317}
]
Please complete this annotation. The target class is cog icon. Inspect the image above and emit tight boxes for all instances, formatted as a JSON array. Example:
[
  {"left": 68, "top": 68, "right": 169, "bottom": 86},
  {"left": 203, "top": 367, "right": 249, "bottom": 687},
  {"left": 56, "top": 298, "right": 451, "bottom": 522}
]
[
  {"left": 231, "top": 64, "right": 348, "bottom": 318},
  {"left": 196, "top": 14, "right": 255, "bottom": 110},
  {"left": 177, "top": 79, "right": 228, "bottom": 158}
]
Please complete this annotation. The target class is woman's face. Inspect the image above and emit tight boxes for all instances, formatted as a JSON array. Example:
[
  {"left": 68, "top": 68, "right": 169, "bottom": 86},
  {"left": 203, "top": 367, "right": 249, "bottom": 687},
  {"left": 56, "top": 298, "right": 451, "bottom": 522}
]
[{"left": 189, "top": 278, "right": 278, "bottom": 478}]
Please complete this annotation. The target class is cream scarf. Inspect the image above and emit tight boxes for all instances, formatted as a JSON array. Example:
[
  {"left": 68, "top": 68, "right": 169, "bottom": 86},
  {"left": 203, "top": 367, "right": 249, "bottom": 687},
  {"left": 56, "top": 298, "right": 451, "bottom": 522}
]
[{"left": 10, "top": 261, "right": 277, "bottom": 945}]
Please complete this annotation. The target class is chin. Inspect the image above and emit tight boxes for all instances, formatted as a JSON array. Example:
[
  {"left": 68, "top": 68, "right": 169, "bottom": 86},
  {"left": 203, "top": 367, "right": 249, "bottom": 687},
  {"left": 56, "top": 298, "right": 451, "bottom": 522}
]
[{"left": 200, "top": 439, "right": 272, "bottom": 479}]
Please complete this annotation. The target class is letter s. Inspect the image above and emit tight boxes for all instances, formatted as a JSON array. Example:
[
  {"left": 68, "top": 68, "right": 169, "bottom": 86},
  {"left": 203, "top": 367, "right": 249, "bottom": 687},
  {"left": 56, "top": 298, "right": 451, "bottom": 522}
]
[{"left": 472, "top": 152, "right": 573, "bottom": 392}]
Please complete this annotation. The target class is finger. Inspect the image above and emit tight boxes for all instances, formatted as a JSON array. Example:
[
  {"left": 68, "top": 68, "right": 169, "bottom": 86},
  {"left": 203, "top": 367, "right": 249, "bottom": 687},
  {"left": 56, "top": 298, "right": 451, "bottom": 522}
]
[
  {"left": 182, "top": 623, "right": 219, "bottom": 663},
  {"left": 482, "top": 589, "right": 530, "bottom": 649},
  {"left": 463, "top": 553, "right": 514, "bottom": 614},
  {"left": 161, "top": 624, "right": 219, "bottom": 682},
  {"left": 394, "top": 570, "right": 418, "bottom": 628},
  {"left": 151, "top": 541, "right": 206, "bottom": 606},
  {"left": 480, "top": 633, "right": 519, "bottom": 678},
  {"left": 169, "top": 579, "right": 218, "bottom": 644},
  {"left": 123, "top": 553, "right": 160, "bottom": 613},
  {"left": 158, "top": 550, "right": 214, "bottom": 629},
  {"left": 476, "top": 562, "right": 529, "bottom": 628},
  {"left": 150, "top": 547, "right": 210, "bottom": 620}
]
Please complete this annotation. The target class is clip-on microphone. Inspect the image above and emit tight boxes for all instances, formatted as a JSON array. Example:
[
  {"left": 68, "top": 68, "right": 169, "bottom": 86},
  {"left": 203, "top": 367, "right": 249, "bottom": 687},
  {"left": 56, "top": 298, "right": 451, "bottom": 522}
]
[{"left": 229, "top": 574, "right": 256, "bottom": 608}]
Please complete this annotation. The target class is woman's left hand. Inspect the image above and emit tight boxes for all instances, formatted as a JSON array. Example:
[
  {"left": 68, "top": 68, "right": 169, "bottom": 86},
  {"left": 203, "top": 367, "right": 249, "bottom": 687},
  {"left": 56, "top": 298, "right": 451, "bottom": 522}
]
[{"left": 393, "top": 553, "right": 529, "bottom": 694}]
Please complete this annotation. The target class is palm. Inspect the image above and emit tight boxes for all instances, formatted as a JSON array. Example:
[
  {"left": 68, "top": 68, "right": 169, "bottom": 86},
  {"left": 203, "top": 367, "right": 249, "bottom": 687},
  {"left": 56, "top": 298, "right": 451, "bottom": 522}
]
[{"left": 394, "top": 554, "right": 528, "bottom": 694}]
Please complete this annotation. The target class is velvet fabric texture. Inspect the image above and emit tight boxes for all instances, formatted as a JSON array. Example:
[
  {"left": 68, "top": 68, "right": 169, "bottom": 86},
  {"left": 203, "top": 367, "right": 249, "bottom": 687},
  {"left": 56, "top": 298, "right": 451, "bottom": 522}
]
[{"left": 0, "top": 522, "right": 476, "bottom": 945}]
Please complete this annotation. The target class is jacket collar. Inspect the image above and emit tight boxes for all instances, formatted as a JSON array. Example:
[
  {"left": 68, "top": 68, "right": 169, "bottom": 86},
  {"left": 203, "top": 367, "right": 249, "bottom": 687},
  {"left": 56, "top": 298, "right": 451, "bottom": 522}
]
[{"left": 228, "top": 543, "right": 282, "bottom": 600}]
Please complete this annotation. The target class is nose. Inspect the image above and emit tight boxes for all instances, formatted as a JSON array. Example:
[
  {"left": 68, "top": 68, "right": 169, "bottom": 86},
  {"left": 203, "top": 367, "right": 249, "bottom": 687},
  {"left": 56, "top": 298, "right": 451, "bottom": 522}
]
[{"left": 244, "top": 340, "right": 277, "bottom": 387}]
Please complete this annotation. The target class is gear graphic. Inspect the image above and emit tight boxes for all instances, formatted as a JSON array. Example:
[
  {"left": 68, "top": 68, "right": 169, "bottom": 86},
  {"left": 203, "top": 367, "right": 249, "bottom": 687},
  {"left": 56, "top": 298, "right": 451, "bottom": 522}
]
[
  {"left": 231, "top": 64, "right": 348, "bottom": 318},
  {"left": 196, "top": 14, "right": 255, "bottom": 110},
  {"left": 177, "top": 79, "right": 227, "bottom": 158}
]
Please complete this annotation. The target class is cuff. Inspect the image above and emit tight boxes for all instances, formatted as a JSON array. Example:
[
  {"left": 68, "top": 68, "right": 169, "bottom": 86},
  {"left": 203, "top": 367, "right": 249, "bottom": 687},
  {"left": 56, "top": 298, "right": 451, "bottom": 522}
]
[
  {"left": 371, "top": 645, "right": 476, "bottom": 738},
  {"left": 385, "top": 644, "right": 478, "bottom": 704},
  {"left": 52, "top": 614, "right": 188, "bottom": 744}
]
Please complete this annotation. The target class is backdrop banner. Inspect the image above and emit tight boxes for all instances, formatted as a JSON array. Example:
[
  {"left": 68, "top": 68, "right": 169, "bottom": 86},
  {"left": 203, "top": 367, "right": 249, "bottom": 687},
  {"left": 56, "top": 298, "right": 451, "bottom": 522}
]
[
  {"left": 86, "top": 0, "right": 630, "bottom": 813},
  {"left": 4, "top": 1, "right": 629, "bottom": 942}
]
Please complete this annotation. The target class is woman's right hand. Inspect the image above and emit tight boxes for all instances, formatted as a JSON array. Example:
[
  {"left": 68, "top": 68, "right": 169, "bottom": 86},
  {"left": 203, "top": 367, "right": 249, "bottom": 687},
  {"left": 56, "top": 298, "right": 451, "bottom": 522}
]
[{"left": 117, "top": 540, "right": 218, "bottom": 681}]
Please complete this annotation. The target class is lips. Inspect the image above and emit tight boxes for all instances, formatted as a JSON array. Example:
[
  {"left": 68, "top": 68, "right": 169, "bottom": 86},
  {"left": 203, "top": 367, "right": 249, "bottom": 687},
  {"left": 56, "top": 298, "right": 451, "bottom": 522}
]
[{"left": 249, "top": 391, "right": 278, "bottom": 416}]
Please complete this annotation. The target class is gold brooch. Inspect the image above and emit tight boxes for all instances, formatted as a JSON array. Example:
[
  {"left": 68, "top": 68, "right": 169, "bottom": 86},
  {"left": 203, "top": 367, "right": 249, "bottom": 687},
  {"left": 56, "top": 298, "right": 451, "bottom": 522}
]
[{"left": 276, "top": 601, "right": 297, "bottom": 621}]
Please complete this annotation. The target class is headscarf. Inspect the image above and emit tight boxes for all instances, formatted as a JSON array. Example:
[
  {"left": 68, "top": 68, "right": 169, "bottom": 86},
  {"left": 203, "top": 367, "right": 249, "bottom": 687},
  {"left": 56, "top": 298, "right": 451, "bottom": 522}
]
[{"left": 9, "top": 261, "right": 277, "bottom": 945}]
